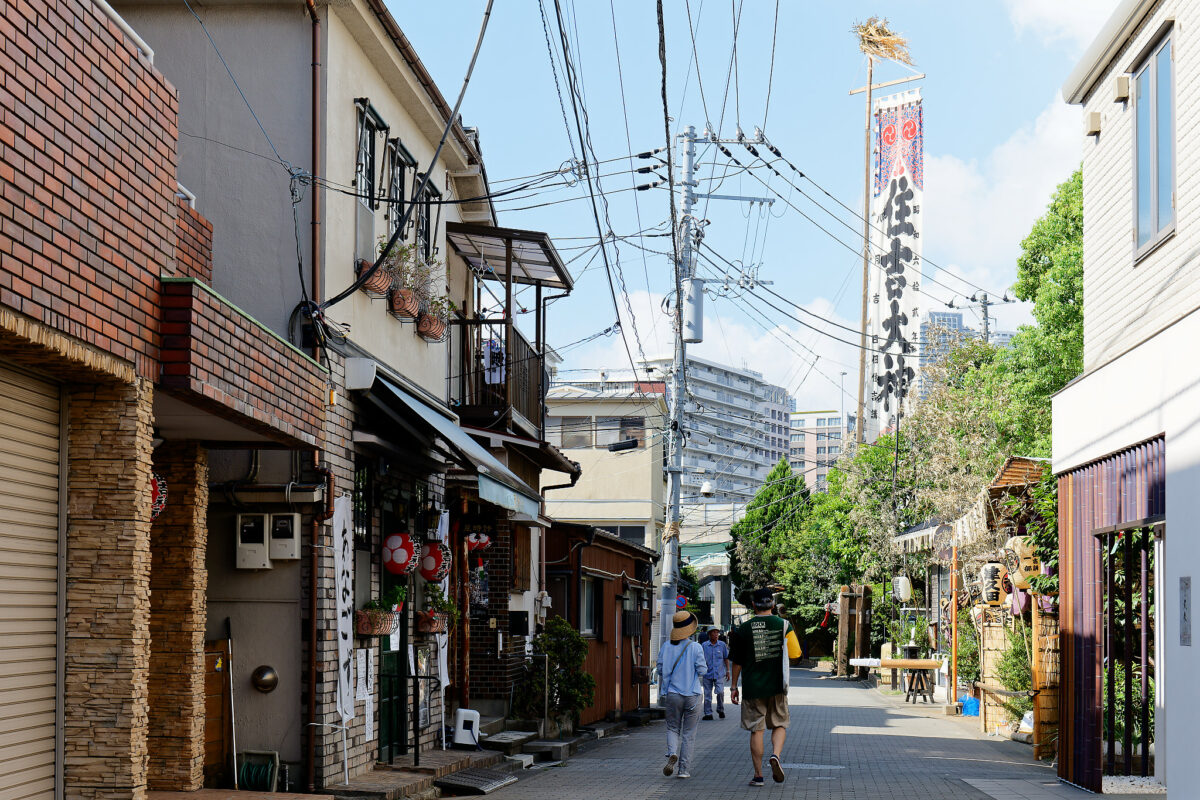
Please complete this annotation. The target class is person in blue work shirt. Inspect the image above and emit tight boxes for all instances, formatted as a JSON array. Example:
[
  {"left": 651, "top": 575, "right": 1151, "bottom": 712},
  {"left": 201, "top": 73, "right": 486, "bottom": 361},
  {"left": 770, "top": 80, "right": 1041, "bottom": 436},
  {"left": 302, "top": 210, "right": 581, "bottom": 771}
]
[
  {"left": 700, "top": 626, "right": 730, "bottom": 720},
  {"left": 656, "top": 610, "right": 706, "bottom": 779}
]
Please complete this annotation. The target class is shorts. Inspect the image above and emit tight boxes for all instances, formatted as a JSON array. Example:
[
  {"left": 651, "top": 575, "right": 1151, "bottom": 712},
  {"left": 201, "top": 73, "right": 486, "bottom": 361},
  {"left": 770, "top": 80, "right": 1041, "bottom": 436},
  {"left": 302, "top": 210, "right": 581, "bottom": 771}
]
[{"left": 740, "top": 693, "right": 790, "bottom": 731}]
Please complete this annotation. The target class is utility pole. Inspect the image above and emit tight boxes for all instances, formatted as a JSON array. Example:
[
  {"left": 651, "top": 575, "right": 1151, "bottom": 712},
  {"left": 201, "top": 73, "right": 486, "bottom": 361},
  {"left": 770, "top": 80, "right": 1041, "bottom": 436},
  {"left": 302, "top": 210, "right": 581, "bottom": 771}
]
[
  {"left": 659, "top": 126, "right": 778, "bottom": 647},
  {"left": 946, "top": 291, "right": 1013, "bottom": 345}
]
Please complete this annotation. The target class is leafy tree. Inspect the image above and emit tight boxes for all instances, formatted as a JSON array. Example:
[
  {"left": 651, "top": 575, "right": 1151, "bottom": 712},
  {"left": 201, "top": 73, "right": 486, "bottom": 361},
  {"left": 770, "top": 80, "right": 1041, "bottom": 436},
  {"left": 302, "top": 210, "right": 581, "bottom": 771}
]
[
  {"left": 842, "top": 433, "right": 929, "bottom": 579},
  {"left": 727, "top": 459, "right": 808, "bottom": 597}
]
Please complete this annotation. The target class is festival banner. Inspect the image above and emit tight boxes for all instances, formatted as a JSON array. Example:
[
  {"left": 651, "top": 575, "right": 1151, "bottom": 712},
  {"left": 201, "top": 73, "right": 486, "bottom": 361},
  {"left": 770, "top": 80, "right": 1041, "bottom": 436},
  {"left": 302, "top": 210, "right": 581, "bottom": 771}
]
[
  {"left": 868, "top": 89, "right": 923, "bottom": 436},
  {"left": 333, "top": 495, "right": 356, "bottom": 723}
]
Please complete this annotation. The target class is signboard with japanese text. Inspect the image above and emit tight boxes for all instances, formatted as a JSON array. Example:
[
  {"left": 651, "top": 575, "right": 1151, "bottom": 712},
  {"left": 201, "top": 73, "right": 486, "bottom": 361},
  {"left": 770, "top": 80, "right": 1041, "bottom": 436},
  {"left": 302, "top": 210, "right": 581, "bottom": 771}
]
[
  {"left": 868, "top": 89, "right": 923, "bottom": 436},
  {"left": 333, "top": 495, "right": 355, "bottom": 723}
]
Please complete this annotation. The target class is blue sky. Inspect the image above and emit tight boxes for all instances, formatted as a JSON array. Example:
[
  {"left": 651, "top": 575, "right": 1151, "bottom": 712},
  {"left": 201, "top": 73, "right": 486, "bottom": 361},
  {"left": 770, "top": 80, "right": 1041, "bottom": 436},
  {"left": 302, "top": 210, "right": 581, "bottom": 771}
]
[{"left": 395, "top": 0, "right": 1116, "bottom": 410}]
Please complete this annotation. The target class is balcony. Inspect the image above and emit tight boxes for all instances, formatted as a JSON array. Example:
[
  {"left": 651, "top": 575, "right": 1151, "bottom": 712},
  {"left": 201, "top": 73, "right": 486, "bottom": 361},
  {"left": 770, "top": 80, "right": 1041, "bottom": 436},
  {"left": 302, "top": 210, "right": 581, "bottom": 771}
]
[{"left": 445, "top": 222, "right": 572, "bottom": 440}]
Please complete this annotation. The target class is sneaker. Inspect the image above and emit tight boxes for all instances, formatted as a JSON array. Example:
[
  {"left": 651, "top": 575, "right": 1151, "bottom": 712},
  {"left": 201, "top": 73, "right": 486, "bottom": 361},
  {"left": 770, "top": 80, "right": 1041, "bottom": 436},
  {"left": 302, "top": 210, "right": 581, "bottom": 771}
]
[
  {"left": 677, "top": 772, "right": 691, "bottom": 779},
  {"left": 748, "top": 776, "right": 764, "bottom": 787},
  {"left": 701, "top": 714, "right": 713, "bottom": 721},
  {"left": 663, "top": 754, "right": 677, "bottom": 776},
  {"left": 718, "top": 711, "right": 726, "bottom": 719},
  {"left": 769, "top": 754, "right": 785, "bottom": 783}
]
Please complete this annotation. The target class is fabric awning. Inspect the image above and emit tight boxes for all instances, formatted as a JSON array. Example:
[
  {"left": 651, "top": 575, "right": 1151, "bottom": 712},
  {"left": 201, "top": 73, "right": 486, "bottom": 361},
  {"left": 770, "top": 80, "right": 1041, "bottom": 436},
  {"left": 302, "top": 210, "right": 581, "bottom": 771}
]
[{"left": 374, "top": 377, "right": 541, "bottom": 517}]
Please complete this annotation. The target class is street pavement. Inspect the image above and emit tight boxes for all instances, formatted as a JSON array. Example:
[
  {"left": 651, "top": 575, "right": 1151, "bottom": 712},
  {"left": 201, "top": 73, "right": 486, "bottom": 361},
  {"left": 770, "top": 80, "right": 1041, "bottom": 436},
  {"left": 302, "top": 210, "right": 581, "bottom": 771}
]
[{"left": 481, "top": 666, "right": 1163, "bottom": 800}]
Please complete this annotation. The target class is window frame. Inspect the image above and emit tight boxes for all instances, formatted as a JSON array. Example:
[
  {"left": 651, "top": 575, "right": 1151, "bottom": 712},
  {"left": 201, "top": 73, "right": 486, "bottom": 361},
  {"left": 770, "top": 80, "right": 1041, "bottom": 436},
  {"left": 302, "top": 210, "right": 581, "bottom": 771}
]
[
  {"left": 384, "top": 137, "right": 416, "bottom": 237},
  {"left": 580, "top": 577, "right": 597, "bottom": 637},
  {"left": 1133, "top": 28, "right": 1176, "bottom": 262},
  {"left": 355, "top": 102, "right": 387, "bottom": 211}
]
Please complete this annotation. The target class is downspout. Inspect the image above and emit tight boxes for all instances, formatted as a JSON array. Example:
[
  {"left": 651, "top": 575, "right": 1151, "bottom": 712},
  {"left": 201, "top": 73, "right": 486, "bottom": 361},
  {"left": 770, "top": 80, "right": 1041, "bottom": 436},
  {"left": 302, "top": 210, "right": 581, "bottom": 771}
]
[
  {"left": 306, "top": 455, "right": 334, "bottom": 792},
  {"left": 306, "top": 0, "right": 323, "bottom": 341}
]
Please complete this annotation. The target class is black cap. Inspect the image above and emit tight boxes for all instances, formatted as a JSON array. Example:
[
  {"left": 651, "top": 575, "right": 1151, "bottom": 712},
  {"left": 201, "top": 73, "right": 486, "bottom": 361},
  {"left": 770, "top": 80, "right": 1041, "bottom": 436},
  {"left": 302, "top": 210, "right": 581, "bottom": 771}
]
[{"left": 751, "top": 588, "right": 775, "bottom": 609}]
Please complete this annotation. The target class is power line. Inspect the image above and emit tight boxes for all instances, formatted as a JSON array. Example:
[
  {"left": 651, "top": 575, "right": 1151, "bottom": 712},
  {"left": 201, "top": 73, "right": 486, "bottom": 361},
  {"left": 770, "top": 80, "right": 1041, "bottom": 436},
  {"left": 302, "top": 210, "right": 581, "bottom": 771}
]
[{"left": 762, "top": 0, "right": 780, "bottom": 132}]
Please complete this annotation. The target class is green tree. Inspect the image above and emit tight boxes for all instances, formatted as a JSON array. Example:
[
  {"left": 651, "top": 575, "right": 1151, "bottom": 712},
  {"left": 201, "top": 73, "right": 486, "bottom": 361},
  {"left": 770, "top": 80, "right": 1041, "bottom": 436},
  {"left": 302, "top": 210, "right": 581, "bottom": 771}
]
[{"left": 727, "top": 459, "right": 808, "bottom": 597}]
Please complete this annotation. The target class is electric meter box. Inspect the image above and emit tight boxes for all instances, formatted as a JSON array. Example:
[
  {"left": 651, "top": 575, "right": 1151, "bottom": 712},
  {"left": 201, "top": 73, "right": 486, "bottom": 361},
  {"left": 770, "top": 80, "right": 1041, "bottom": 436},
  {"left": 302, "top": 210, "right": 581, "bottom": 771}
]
[
  {"left": 236, "top": 513, "right": 272, "bottom": 570},
  {"left": 269, "top": 513, "right": 301, "bottom": 560}
]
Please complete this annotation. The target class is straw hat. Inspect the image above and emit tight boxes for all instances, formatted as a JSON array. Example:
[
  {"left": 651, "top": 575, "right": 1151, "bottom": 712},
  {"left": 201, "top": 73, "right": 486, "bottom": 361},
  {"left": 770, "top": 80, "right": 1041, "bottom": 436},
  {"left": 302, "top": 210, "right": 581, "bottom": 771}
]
[{"left": 670, "top": 610, "right": 698, "bottom": 642}]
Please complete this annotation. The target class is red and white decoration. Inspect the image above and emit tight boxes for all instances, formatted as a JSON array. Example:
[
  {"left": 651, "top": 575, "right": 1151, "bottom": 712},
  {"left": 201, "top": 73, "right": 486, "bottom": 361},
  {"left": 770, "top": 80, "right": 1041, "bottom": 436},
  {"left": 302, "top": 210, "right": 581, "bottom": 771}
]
[
  {"left": 150, "top": 472, "right": 167, "bottom": 521},
  {"left": 382, "top": 533, "right": 419, "bottom": 575},
  {"left": 419, "top": 541, "right": 453, "bottom": 582},
  {"left": 466, "top": 531, "right": 492, "bottom": 551}
]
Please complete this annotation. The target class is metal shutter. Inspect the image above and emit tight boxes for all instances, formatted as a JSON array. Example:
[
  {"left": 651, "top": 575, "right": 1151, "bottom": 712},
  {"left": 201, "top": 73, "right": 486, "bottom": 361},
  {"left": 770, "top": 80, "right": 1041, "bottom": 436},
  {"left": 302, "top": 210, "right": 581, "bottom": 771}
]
[{"left": 0, "top": 364, "right": 60, "bottom": 800}]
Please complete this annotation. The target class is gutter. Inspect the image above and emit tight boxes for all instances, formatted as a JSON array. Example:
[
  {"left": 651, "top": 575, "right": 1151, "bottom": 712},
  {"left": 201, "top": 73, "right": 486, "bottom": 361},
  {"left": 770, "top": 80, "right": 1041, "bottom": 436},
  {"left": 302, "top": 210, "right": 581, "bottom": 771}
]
[
  {"left": 1061, "top": 0, "right": 1159, "bottom": 104},
  {"left": 362, "top": 0, "right": 480, "bottom": 165}
]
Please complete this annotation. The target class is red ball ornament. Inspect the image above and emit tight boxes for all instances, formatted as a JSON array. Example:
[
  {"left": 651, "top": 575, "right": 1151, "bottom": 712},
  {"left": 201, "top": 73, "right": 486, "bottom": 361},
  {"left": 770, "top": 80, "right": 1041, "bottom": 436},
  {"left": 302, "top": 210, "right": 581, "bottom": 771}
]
[
  {"left": 383, "top": 533, "right": 419, "bottom": 575},
  {"left": 420, "top": 542, "right": 453, "bottom": 582},
  {"left": 466, "top": 531, "right": 492, "bottom": 551}
]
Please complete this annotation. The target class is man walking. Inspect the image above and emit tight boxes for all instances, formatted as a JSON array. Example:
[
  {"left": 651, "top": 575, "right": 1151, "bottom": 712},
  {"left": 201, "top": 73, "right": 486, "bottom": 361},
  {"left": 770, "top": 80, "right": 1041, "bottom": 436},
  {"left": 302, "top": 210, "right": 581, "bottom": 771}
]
[
  {"left": 729, "top": 588, "right": 802, "bottom": 787},
  {"left": 700, "top": 627, "right": 730, "bottom": 720}
]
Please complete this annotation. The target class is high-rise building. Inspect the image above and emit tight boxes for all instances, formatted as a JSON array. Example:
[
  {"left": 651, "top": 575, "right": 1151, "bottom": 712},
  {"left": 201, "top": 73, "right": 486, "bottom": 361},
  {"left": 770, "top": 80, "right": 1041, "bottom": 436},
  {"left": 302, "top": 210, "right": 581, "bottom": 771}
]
[
  {"left": 789, "top": 410, "right": 854, "bottom": 492},
  {"left": 640, "top": 355, "right": 792, "bottom": 503}
]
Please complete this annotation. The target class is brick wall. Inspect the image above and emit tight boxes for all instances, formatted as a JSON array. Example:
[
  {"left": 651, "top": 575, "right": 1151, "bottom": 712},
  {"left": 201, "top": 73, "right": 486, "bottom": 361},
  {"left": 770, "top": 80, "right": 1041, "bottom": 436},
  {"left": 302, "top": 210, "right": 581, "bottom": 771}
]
[
  {"left": 468, "top": 518, "right": 523, "bottom": 702},
  {"left": 174, "top": 200, "right": 213, "bottom": 283},
  {"left": 159, "top": 278, "right": 326, "bottom": 447},
  {"left": 0, "top": 0, "right": 178, "bottom": 380},
  {"left": 64, "top": 379, "right": 155, "bottom": 800},
  {"left": 148, "top": 442, "right": 208, "bottom": 790}
]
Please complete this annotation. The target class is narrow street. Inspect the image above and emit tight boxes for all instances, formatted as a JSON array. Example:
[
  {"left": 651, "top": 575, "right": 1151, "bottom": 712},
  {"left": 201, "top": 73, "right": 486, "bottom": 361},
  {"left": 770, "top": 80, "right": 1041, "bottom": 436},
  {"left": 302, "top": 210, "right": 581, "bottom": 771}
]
[{"left": 482, "top": 668, "right": 1154, "bottom": 800}]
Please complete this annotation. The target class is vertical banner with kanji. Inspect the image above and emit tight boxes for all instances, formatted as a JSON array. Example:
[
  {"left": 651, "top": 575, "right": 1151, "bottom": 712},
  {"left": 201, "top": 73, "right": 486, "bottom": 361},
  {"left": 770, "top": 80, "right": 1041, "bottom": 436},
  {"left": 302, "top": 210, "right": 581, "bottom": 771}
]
[
  {"left": 868, "top": 89, "right": 923, "bottom": 436},
  {"left": 333, "top": 495, "right": 355, "bottom": 723}
]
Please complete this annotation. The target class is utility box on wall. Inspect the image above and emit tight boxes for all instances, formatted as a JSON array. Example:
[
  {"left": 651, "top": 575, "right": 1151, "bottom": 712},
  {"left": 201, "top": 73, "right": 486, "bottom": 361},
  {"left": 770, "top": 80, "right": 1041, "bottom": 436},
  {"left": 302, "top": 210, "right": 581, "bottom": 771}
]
[
  {"left": 236, "top": 513, "right": 271, "bottom": 569},
  {"left": 269, "top": 513, "right": 301, "bottom": 560}
]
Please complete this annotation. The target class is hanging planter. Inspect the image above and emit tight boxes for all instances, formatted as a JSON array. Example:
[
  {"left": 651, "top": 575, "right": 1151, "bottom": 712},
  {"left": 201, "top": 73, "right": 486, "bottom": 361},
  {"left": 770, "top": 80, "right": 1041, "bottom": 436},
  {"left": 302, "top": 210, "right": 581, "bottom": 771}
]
[
  {"left": 357, "top": 258, "right": 394, "bottom": 298},
  {"left": 416, "top": 312, "right": 447, "bottom": 342},
  {"left": 415, "top": 610, "right": 448, "bottom": 634},
  {"left": 389, "top": 288, "right": 420, "bottom": 320},
  {"left": 355, "top": 608, "right": 400, "bottom": 637}
]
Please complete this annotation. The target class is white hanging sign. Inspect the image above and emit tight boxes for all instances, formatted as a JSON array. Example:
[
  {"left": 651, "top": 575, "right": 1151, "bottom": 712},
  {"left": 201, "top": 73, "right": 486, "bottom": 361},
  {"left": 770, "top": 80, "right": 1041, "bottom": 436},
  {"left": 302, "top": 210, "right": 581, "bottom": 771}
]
[{"left": 333, "top": 495, "right": 355, "bottom": 723}]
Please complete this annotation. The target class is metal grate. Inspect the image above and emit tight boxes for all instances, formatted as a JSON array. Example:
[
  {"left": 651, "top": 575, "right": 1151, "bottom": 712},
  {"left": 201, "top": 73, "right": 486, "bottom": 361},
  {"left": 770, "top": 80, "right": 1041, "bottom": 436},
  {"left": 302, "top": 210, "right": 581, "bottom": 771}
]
[{"left": 433, "top": 767, "right": 518, "bottom": 795}]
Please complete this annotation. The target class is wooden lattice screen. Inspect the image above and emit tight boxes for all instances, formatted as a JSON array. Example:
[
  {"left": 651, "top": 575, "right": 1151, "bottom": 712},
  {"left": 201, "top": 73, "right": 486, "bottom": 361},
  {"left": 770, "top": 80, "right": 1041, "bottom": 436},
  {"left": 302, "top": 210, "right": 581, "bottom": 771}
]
[
  {"left": 979, "top": 622, "right": 1009, "bottom": 735},
  {"left": 1033, "top": 606, "right": 1061, "bottom": 760}
]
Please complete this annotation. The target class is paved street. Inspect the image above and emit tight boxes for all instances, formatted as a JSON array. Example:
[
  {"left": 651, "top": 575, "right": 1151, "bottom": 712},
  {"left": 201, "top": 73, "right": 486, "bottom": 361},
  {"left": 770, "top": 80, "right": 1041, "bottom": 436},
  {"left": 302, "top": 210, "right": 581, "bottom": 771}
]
[{"left": 483, "top": 667, "right": 1157, "bottom": 800}]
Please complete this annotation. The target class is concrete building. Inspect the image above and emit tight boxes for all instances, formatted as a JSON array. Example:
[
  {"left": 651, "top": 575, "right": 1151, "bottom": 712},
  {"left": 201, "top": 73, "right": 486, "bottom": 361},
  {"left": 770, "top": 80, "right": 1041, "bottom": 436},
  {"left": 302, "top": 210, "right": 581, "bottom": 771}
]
[
  {"left": 640, "top": 355, "right": 791, "bottom": 504},
  {"left": 1055, "top": 0, "right": 1196, "bottom": 790},
  {"left": 544, "top": 383, "right": 668, "bottom": 552},
  {"left": 789, "top": 410, "right": 853, "bottom": 492}
]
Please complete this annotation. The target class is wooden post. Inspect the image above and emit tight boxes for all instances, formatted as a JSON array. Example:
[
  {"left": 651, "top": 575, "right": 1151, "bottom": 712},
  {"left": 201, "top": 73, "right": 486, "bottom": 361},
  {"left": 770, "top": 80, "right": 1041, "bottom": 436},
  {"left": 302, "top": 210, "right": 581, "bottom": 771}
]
[
  {"left": 837, "top": 585, "right": 851, "bottom": 677},
  {"left": 1032, "top": 595, "right": 1042, "bottom": 754},
  {"left": 949, "top": 547, "right": 959, "bottom": 705},
  {"left": 854, "top": 584, "right": 871, "bottom": 679}
]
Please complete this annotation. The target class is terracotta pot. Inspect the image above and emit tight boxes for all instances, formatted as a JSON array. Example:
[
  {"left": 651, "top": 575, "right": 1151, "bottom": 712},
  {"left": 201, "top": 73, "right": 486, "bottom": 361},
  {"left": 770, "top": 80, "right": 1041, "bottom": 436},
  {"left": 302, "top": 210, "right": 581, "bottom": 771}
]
[
  {"left": 417, "top": 313, "right": 446, "bottom": 341},
  {"left": 389, "top": 288, "right": 419, "bottom": 318},
  {"left": 416, "top": 610, "right": 448, "bottom": 634},
  {"left": 358, "top": 259, "right": 393, "bottom": 297},
  {"left": 355, "top": 609, "right": 399, "bottom": 637}
]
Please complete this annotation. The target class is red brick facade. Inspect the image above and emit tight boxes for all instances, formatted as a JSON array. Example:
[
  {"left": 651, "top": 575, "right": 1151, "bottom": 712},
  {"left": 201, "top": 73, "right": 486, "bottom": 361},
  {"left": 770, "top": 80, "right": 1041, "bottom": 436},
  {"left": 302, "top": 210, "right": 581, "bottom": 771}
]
[
  {"left": 174, "top": 199, "right": 214, "bottom": 283},
  {"left": 0, "top": 0, "right": 178, "bottom": 380},
  {"left": 159, "top": 278, "right": 326, "bottom": 447}
]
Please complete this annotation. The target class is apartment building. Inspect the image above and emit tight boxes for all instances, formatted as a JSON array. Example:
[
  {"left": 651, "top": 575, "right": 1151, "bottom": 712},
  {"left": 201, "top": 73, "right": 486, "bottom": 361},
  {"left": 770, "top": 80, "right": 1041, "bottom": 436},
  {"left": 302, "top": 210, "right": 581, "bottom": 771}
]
[
  {"left": 789, "top": 410, "right": 852, "bottom": 491},
  {"left": 640, "top": 355, "right": 791, "bottom": 503}
]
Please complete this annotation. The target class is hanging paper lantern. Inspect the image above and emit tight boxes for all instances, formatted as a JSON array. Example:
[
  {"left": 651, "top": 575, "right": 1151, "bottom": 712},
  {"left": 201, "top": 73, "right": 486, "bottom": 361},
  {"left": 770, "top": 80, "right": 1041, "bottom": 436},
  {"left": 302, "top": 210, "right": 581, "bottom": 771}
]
[
  {"left": 383, "top": 533, "right": 419, "bottom": 575},
  {"left": 150, "top": 472, "right": 167, "bottom": 521},
  {"left": 979, "top": 562, "right": 1009, "bottom": 607},
  {"left": 1005, "top": 535, "right": 1041, "bottom": 590},
  {"left": 419, "top": 541, "right": 453, "bottom": 582},
  {"left": 466, "top": 531, "right": 492, "bottom": 551}
]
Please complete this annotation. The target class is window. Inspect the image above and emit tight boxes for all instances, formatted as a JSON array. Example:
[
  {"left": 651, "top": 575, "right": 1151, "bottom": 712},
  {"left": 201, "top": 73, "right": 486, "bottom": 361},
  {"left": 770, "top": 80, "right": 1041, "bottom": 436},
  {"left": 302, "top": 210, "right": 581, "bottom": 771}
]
[
  {"left": 817, "top": 446, "right": 827, "bottom": 455},
  {"left": 1135, "top": 33, "right": 1174, "bottom": 252},
  {"left": 580, "top": 577, "right": 597, "bottom": 636},
  {"left": 512, "top": 526, "right": 532, "bottom": 592},
  {"left": 595, "top": 417, "right": 622, "bottom": 447},
  {"left": 797, "top": 447, "right": 805, "bottom": 455},
  {"left": 619, "top": 416, "right": 645, "bottom": 446},
  {"left": 829, "top": 446, "right": 841, "bottom": 455},
  {"left": 545, "top": 416, "right": 563, "bottom": 448},
  {"left": 384, "top": 138, "right": 415, "bottom": 236},
  {"left": 355, "top": 103, "right": 385, "bottom": 261},
  {"left": 413, "top": 175, "right": 442, "bottom": 261},
  {"left": 560, "top": 416, "right": 592, "bottom": 449}
]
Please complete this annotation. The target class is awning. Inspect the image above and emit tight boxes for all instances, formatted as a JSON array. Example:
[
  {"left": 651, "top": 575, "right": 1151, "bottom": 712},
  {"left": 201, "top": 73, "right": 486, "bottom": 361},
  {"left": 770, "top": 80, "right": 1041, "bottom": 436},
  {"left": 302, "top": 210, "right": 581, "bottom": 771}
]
[{"left": 374, "top": 377, "right": 542, "bottom": 518}]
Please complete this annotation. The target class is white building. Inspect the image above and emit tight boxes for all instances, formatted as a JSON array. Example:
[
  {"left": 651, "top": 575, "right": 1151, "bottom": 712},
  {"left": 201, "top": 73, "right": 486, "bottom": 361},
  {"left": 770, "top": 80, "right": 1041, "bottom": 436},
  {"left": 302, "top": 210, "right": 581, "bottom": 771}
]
[
  {"left": 640, "top": 355, "right": 791, "bottom": 503},
  {"left": 789, "top": 410, "right": 852, "bottom": 492},
  {"left": 1055, "top": 0, "right": 1195, "bottom": 790}
]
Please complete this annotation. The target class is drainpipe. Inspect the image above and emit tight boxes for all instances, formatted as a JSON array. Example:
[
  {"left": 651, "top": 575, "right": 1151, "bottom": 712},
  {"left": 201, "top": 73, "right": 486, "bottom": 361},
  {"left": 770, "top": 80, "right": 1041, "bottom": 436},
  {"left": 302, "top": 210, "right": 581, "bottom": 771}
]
[
  {"left": 305, "top": 0, "right": 322, "bottom": 348},
  {"left": 306, "top": 455, "right": 334, "bottom": 792}
]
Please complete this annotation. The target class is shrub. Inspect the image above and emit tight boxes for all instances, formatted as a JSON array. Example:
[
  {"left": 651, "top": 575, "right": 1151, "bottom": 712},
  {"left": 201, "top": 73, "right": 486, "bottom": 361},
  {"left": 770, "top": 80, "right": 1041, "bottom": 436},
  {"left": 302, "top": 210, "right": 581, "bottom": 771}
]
[
  {"left": 510, "top": 616, "right": 596, "bottom": 723},
  {"left": 997, "top": 620, "right": 1033, "bottom": 719}
]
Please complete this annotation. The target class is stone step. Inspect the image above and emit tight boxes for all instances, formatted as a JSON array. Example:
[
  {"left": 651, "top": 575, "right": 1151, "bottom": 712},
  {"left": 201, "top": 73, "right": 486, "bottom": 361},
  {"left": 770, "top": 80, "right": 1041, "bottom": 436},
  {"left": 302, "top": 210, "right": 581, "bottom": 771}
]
[
  {"left": 478, "top": 715, "right": 507, "bottom": 737},
  {"left": 579, "top": 719, "right": 627, "bottom": 739},
  {"left": 477, "top": 729, "right": 538, "bottom": 756},
  {"left": 504, "top": 753, "right": 535, "bottom": 771},
  {"left": 621, "top": 709, "right": 652, "bottom": 727},
  {"left": 639, "top": 706, "right": 666, "bottom": 720},
  {"left": 522, "top": 740, "right": 571, "bottom": 762}
]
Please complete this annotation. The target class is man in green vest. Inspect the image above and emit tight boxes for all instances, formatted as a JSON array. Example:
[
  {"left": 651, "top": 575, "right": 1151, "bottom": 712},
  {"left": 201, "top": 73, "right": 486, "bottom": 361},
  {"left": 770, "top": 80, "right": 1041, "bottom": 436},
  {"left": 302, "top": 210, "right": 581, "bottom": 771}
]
[{"left": 729, "top": 588, "right": 801, "bottom": 787}]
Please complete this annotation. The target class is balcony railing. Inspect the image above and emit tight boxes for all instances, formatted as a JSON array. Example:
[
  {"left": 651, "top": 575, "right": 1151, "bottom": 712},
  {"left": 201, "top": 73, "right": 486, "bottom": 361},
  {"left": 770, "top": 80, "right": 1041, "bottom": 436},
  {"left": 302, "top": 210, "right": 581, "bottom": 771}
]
[{"left": 454, "top": 321, "right": 543, "bottom": 438}]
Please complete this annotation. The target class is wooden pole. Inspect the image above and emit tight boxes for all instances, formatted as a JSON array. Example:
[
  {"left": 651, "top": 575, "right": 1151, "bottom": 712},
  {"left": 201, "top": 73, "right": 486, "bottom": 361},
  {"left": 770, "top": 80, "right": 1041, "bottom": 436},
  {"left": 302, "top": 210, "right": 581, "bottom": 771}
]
[
  {"left": 837, "top": 585, "right": 851, "bottom": 677},
  {"left": 855, "top": 56, "right": 873, "bottom": 445},
  {"left": 949, "top": 546, "right": 959, "bottom": 706}
]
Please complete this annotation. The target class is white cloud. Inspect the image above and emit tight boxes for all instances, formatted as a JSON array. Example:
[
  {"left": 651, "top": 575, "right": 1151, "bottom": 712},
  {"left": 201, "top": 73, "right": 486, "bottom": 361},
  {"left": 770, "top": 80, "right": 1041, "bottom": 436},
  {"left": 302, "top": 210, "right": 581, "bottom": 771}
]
[
  {"left": 923, "top": 97, "right": 1081, "bottom": 331},
  {"left": 1004, "top": 0, "right": 1121, "bottom": 50}
]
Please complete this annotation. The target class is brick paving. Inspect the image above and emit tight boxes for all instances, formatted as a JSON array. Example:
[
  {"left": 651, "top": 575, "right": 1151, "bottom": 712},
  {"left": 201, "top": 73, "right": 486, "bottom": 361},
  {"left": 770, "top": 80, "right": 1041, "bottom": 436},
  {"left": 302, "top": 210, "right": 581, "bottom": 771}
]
[{"left": 480, "top": 667, "right": 1163, "bottom": 800}]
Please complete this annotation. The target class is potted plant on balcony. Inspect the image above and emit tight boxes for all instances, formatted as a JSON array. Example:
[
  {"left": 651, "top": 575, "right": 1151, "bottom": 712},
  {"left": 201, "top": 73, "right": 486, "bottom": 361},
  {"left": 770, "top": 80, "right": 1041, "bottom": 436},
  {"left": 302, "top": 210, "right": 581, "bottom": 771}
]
[
  {"left": 385, "top": 243, "right": 427, "bottom": 320},
  {"left": 416, "top": 583, "right": 459, "bottom": 634},
  {"left": 355, "top": 585, "right": 407, "bottom": 637},
  {"left": 417, "top": 294, "right": 453, "bottom": 342},
  {"left": 358, "top": 241, "right": 403, "bottom": 299}
]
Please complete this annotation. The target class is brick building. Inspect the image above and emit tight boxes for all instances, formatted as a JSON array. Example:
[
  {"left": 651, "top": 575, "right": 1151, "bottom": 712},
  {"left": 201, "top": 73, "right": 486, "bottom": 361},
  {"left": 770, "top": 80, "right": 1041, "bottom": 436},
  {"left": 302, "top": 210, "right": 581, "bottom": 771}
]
[{"left": 0, "top": 4, "right": 326, "bottom": 800}]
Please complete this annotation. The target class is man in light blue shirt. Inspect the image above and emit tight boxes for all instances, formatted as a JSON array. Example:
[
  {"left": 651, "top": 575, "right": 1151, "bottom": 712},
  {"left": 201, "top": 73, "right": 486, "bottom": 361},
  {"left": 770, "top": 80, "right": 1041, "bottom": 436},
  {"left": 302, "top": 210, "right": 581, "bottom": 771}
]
[{"left": 700, "top": 627, "right": 730, "bottom": 720}]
